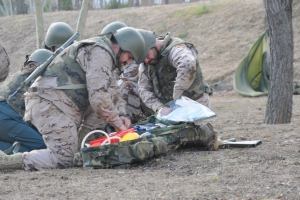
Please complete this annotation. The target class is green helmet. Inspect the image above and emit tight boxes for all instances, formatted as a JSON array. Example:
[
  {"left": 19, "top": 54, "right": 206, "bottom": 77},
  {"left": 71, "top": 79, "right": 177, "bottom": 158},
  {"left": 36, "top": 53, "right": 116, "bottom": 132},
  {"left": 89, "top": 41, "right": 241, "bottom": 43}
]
[
  {"left": 26, "top": 49, "right": 52, "bottom": 64},
  {"left": 45, "top": 22, "right": 74, "bottom": 48},
  {"left": 113, "top": 27, "right": 146, "bottom": 64},
  {"left": 136, "top": 29, "right": 156, "bottom": 64},
  {"left": 101, "top": 21, "right": 128, "bottom": 34}
]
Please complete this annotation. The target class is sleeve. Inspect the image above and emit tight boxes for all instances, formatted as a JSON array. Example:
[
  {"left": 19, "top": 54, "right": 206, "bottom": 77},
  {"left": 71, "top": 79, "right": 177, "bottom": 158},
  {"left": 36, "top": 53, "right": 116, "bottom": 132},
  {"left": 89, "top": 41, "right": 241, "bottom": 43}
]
[
  {"left": 168, "top": 44, "right": 197, "bottom": 100},
  {"left": 0, "top": 40, "right": 10, "bottom": 82},
  {"left": 109, "top": 69, "right": 127, "bottom": 115},
  {"left": 138, "top": 63, "right": 163, "bottom": 112},
  {"left": 76, "top": 45, "right": 124, "bottom": 130}
]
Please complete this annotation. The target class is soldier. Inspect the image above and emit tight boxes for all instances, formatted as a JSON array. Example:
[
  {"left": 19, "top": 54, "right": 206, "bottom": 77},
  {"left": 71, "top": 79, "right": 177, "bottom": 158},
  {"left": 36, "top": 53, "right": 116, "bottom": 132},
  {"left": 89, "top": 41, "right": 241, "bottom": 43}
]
[
  {"left": 77, "top": 21, "right": 147, "bottom": 143},
  {"left": 101, "top": 22, "right": 155, "bottom": 124},
  {"left": 0, "top": 27, "right": 146, "bottom": 171},
  {"left": 43, "top": 22, "right": 74, "bottom": 52},
  {"left": 138, "top": 31, "right": 219, "bottom": 149},
  {"left": 0, "top": 49, "right": 52, "bottom": 154},
  {"left": 0, "top": 38, "right": 10, "bottom": 82}
]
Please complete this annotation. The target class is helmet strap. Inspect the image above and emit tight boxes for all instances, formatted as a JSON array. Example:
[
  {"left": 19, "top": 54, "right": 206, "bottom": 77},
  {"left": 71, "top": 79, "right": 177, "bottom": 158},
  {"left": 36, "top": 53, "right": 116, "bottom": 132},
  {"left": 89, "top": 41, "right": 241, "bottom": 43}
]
[{"left": 116, "top": 48, "right": 124, "bottom": 69}]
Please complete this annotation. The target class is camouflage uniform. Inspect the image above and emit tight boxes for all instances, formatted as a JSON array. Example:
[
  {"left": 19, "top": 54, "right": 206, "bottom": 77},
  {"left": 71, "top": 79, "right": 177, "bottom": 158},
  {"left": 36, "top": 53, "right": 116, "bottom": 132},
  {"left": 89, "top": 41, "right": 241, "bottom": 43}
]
[
  {"left": 0, "top": 63, "right": 46, "bottom": 153},
  {"left": 138, "top": 33, "right": 217, "bottom": 149},
  {"left": 118, "top": 63, "right": 146, "bottom": 124},
  {"left": 23, "top": 38, "right": 126, "bottom": 170},
  {"left": 0, "top": 39, "right": 10, "bottom": 82},
  {"left": 138, "top": 32, "right": 211, "bottom": 113}
]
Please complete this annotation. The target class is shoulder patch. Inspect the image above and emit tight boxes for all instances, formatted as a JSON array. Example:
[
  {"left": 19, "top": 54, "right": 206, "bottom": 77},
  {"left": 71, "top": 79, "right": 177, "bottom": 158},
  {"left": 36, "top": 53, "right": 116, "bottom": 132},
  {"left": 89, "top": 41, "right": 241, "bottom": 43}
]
[{"left": 176, "top": 44, "right": 185, "bottom": 48}]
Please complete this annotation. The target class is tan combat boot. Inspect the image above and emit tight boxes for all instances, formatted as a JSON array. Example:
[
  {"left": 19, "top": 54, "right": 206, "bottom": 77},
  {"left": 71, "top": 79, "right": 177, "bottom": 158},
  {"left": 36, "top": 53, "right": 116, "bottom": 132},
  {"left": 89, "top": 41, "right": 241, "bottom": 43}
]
[{"left": 0, "top": 151, "right": 23, "bottom": 171}]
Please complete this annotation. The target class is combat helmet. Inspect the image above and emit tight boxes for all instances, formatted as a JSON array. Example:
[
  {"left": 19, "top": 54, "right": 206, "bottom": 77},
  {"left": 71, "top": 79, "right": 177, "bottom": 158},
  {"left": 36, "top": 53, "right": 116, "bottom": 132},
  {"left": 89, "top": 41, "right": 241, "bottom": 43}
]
[
  {"left": 136, "top": 29, "right": 156, "bottom": 64},
  {"left": 101, "top": 21, "right": 128, "bottom": 35},
  {"left": 45, "top": 22, "right": 74, "bottom": 48},
  {"left": 25, "top": 49, "right": 52, "bottom": 65},
  {"left": 113, "top": 27, "right": 146, "bottom": 64}
]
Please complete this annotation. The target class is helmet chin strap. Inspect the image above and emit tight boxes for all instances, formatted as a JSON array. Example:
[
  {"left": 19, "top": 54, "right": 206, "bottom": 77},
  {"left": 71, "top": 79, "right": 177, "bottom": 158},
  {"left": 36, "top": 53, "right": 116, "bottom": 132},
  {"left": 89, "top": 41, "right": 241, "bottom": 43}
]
[
  {"left": 115, "top": 48, "right": 124, "bottom": 70},
  {"left": 154, "top": 46, "right": 160, "bottom": 60}
]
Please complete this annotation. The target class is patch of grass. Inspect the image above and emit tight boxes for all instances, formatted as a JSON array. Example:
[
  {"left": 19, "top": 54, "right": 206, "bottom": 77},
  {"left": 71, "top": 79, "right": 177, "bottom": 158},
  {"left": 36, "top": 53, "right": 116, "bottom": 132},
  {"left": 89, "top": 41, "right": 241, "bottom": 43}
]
[
  {"left": 177, "top": 30, "right": 188, "bottom": 39},
  {"left": 173, "top": 4, "right": 211, "bottom": 20},
  {"left": 199, "top": 156, "right": 211, "bottom": 161},
  {"left": 162, "top": 23, "right": 167, "bottom": 30},
  {"left": 212, "top": 176, "right": 219, "bottom": 181}
]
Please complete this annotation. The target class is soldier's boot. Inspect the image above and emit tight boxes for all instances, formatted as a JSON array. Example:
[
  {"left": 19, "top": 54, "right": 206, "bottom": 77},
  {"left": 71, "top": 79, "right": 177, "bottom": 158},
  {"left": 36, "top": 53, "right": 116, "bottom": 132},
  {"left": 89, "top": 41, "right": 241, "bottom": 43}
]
[
  {"left": 195, "top": 123, "right": 220, "bottom": 150},
  {"left": 0, "top": 151, "right": 23, "bottom": 171},
  {"left": 77, "top": 126, "right": 93, "bottom": 151}
]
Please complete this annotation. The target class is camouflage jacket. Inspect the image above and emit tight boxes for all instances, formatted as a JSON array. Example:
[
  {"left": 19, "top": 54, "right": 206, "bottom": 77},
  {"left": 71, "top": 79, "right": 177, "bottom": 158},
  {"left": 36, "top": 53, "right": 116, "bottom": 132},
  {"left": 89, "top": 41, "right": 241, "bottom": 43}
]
[
  {"left": 139, "top": 33, "right": 210, "bottom": 111},
  {"left": 0, "top": 63, "right": 39, "bottom": 117},
  {"left": 41, "top": 36, "right": 116, "bottom": 112},
  {"left": 0, "top": 40, "right": 10, "bottom": 82}
]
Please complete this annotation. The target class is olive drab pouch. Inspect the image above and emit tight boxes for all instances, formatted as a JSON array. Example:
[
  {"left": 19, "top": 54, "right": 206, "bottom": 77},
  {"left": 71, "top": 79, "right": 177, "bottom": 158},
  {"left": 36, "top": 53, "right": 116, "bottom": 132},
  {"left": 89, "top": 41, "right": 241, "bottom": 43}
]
[
  {"left": 135, "top": 115, "right": 217, "bottom": 151},
  {"left": 74, "top": 133, "right": 168, "bottom": 169}
]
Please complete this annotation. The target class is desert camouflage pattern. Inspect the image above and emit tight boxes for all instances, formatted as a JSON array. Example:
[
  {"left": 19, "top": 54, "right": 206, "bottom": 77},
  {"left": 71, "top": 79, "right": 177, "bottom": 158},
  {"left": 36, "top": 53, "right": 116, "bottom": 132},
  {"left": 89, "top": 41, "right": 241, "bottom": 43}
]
[
  {"left": 22, "top": 44, "right": 126, "bottom": 170},
  {"left": 0, "top": 40, "right": 10, "bottom": 82},
  {"left": 119, "top": 80, "right": 146, "bottom": 123},
  {"left": 118, "top": 63, "right": 139, "bottom": 85},
  {"left": 138, "top": 33, "right": 211, "bottom": 112},
  {"left": 115, "top": 63, "right": 146, "bottom": 123},
  {"left": 74, "top": 135, "right": 167, "bottom": 169},
  {"left": 0, "top": 62, "right": 39, "bottom": 117},
  {"left": 42, "top": 36, "right": 116, "bottom": 112},
  {"left": 23, "top": 96, "right": 78, "bottom": 170}
]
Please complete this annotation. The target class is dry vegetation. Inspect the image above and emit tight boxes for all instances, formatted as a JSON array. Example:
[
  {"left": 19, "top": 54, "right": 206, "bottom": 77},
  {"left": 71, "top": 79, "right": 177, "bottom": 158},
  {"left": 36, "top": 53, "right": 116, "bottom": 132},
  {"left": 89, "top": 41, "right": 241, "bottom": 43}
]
[{"left": 1, "top": 0, "right": 300, "bottom": 199}]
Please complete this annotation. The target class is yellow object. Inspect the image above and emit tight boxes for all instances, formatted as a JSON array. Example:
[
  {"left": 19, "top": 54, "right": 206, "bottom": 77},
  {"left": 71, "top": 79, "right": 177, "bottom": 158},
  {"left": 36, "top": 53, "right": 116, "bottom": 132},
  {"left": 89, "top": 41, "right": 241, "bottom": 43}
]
[{"left": 120, "top": 132, "right": 139, "bottom": 142}]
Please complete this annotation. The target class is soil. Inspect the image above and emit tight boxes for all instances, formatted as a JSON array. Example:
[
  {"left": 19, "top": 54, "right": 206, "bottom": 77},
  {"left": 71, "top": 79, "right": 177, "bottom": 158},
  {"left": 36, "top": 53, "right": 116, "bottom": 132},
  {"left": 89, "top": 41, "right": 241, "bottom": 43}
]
[{"left": 1, "top": 0, "right": 300, "bottom": 199}]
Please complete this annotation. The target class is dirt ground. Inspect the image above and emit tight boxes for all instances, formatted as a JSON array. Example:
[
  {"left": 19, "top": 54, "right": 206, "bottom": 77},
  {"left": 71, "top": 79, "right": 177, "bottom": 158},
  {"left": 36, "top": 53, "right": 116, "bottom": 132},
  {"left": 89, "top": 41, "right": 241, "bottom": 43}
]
[{"left": 1, "top": 0, "right": 300, "bottom": 199}]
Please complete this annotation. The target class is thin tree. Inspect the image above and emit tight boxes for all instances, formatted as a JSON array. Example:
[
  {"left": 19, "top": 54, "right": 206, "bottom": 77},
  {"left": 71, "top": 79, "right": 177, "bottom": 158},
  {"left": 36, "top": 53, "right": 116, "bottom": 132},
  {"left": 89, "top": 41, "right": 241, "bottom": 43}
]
[
  {"left": 264, "top": 0, "right": 293, "bottom": 124},
  {"left": 76, "top": 0, "right": 90, "bottom": 40},
  {"left": 34, "top": 0, "right": 45, "bottom": 49}
]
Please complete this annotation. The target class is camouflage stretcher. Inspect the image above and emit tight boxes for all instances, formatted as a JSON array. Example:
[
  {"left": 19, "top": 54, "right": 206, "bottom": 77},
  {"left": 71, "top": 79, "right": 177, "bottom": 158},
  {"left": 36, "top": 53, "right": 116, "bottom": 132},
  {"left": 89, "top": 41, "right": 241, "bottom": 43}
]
[{"left": 73, "top": 116, "right": 216, "bottom": 169}]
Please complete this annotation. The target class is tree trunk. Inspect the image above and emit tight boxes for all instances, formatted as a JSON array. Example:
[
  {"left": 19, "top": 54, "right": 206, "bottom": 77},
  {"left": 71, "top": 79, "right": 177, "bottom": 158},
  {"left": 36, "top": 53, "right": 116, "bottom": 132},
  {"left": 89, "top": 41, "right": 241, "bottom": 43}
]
[
  {"left": 264, "top": 0, "right": 293, "bottom": 124},
  {"left": 165, "top": 0, "right": 169, "bottom": 5},
  {"left": 9, "top": 0, "right": 13, "bottom": 15},
  {"left": 0, "top": 0, "right": 10, "bottom": 16},
  {"left": 15, "top": 0, "right": 28, "bottom": 14},
  {"left": 33, "top": 0, "right": 44, "bottom": 49},
  {"left": 57, "top": 0, "right": 61, "bottom": 11},
  {"left": 76, "top": 0, "right": 90, "bottom": 40}
]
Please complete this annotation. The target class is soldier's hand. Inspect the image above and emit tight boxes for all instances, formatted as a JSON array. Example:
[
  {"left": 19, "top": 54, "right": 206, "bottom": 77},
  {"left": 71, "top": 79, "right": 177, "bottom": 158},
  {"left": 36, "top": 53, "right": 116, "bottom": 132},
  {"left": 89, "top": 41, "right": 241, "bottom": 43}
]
[
  {"left": 159, "top": 107, "right": 174, "bottom": 116},
  {"left": 120, "top": 116, "right": 131, "bottom": 129}
]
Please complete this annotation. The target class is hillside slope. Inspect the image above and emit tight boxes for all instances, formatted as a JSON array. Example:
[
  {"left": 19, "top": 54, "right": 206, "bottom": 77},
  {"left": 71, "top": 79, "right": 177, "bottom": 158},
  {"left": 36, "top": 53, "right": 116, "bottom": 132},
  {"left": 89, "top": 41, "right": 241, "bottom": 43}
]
[{"left": 0, "top": 0, "right": 299, "bottom": 84}]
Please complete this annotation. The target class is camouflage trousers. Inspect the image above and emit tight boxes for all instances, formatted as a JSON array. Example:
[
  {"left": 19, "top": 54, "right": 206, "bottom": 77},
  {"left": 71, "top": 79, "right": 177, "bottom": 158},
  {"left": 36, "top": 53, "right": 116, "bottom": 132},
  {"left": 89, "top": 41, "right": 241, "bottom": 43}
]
[
  {"left": 22, "top": 96, "right": 78, "bottom": 170},
  {"left": 120, "top": 81, "right": 146, "bottom": 124}
]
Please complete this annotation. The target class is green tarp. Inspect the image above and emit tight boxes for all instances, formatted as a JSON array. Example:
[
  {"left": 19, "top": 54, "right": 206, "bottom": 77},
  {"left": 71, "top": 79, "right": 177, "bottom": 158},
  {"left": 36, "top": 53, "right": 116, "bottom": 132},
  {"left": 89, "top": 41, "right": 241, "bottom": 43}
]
[{"left": 233, "top": 32, "right": 270, "bottom": 97}]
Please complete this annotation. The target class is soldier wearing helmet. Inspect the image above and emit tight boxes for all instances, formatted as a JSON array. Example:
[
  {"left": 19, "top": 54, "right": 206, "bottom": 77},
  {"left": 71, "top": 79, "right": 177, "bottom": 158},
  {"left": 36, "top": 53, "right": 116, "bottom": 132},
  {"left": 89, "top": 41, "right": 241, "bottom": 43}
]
[
  {"left": 138, "top": 32, "right": 219, "bottom": 150},
  {"left": 0, "top": 27, "right": 147, "bottom": 171},
  {"left": 0, "top": 38, "right": 10, "bottom": 82},
  {"left": 79, "top": 22, "right": 151, "bottom": 138},
  {"left": 43, "top": 22, "right": 74, "bottom": 52},
  {"left": 101, "top": 21, "right": 127, "bottom": 35},
  {"left": 0, "top": 49, "right": 52, "bottom": 154}
]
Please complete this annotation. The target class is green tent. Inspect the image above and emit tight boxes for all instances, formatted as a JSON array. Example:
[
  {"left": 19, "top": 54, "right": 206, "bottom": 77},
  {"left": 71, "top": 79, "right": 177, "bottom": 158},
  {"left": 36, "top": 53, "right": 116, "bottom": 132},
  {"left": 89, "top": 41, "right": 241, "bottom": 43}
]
[{"left": 233, "top": 32, "right": 270, "bottom": 97}]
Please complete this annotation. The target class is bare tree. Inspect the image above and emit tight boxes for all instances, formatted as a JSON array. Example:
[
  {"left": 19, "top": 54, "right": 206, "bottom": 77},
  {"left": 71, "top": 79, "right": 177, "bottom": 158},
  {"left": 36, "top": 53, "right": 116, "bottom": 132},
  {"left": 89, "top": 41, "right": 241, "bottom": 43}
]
[{"left": 264, "top": 0, "right": 293, "bottom": 124}]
